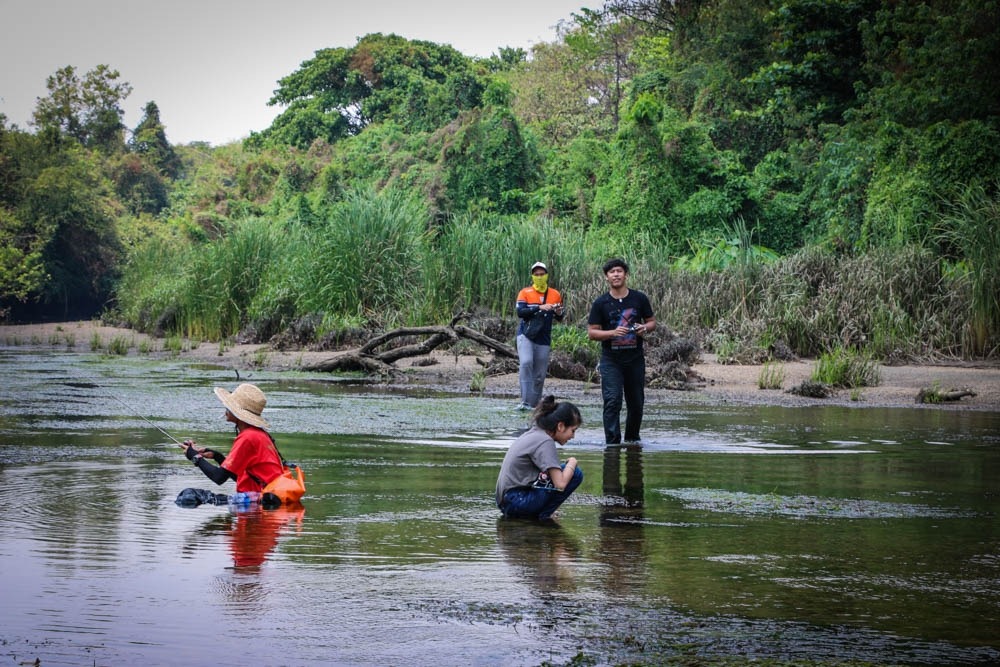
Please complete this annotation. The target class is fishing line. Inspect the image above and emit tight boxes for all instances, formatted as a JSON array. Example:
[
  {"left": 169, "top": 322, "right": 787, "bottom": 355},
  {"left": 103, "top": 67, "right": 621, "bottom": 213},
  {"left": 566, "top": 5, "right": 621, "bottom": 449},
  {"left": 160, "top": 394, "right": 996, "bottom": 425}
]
[
  {"left": 65, "top": 375, "right": 186, "bottom": 446},
  {"left": 105, "top": 393, "right": 185, "bottom": 446}
]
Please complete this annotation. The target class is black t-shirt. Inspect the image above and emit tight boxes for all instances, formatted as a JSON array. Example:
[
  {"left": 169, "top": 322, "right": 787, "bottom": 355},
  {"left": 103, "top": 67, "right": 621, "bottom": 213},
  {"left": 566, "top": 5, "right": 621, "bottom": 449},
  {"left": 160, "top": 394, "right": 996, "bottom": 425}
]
[{"left": 588, "top": 289, "right": 654, "bottom": 353}]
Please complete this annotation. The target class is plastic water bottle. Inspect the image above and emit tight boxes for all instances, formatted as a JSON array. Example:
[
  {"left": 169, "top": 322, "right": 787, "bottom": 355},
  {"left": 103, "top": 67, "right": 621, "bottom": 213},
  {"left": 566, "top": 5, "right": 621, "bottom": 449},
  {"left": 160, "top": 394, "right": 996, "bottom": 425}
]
[{"left": 228, "top": 491, "right": 261, "bottom": 509}]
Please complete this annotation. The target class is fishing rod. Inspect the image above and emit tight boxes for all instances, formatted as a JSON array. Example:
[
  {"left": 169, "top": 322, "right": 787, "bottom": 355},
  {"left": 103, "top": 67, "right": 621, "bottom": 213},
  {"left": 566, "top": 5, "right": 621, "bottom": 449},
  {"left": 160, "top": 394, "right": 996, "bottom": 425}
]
[{"left": 105, "top": 392, "right": 185, "bottom": 446}]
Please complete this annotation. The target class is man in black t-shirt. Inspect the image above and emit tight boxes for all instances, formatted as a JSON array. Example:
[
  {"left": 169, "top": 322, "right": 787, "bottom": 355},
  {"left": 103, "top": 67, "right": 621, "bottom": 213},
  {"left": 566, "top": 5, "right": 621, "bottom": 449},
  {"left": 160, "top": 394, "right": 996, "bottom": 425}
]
[{"left": 587, "top": 258, "right": 656, "bottom": 444}]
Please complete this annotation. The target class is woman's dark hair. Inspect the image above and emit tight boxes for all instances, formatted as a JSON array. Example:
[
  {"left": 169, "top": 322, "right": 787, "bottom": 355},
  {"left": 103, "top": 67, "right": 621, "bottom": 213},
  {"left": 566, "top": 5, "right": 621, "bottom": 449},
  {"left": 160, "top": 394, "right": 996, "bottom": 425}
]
[
  {"left": 602, "top": 258, "right": 629, "bottom": 274},
  {"left": 534, "top": 395, "right": 582, "bottom": 432}
]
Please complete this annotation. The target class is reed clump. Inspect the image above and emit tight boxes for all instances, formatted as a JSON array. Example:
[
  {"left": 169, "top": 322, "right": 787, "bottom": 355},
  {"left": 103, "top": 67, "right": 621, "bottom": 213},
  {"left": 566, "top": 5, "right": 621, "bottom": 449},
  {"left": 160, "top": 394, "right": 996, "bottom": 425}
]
[
  {"left": 939, "top": 181, "right": 1000, "bottom": 357},
  {"left": 811, "top": 345, "right": 881, "bottom": 388},
  {"left": 107, "top": 335, "right": 131, "bottom": 356},
  {"left": 757, "top": 362, "right": 786, "bottom": 390}
]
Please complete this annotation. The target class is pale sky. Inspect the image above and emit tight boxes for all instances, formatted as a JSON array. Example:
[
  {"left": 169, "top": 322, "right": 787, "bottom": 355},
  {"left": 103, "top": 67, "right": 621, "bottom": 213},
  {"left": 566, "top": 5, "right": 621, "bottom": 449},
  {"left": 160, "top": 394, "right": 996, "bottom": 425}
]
[{"left": 1, "top": 0, "right": 587, "bottom": 145}]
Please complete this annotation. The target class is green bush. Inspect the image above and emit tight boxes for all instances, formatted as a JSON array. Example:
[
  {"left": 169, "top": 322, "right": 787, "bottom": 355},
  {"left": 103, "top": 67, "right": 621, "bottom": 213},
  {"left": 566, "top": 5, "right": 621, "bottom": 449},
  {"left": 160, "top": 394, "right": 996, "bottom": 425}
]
[{"left": 551, "top": 324, "right": 599, "bottom": 367}]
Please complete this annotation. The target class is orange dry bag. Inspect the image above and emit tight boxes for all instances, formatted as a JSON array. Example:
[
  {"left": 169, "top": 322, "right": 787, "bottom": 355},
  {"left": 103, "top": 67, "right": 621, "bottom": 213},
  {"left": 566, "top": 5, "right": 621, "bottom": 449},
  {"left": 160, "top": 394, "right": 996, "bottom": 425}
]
[{"left": 262, "top": 464, "right": 306, "bottom": 505}]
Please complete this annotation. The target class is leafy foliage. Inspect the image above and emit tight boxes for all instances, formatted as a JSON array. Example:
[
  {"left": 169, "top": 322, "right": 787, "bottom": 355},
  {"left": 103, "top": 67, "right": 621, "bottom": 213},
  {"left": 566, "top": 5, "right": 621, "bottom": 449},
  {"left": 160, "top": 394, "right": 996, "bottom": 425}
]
[
  {"left": 3, "top": 10, "right": 998, "bottom": 358},
  {"left": 129, "top": 101, "right": 181, "bottom": 178},
  {"left": 32, "top": 64, "right": 133, "bottom": 153},
  {"left": 252, "top": 33, "right": 487, "bottom": 149}
]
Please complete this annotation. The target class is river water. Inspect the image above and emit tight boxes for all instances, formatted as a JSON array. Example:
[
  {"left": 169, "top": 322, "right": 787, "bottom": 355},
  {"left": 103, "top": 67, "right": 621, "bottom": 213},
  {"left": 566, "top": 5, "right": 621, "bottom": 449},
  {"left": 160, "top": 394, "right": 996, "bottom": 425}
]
[{"left": 0, "top": 349, "right": 998, "bottom": 666}]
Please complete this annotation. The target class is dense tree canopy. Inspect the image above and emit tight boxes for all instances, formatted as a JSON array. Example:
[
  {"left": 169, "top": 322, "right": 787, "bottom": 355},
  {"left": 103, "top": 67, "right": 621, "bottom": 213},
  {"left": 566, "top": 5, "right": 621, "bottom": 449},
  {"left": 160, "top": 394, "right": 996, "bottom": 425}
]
[{"left": 249, "top": 33, "right": 489, "bottom": 149}]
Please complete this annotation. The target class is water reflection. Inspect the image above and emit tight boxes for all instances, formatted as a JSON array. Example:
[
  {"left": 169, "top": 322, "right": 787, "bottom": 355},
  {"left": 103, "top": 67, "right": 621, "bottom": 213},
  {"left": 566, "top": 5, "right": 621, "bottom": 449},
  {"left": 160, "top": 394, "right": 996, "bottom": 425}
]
[
  {"left": 597, "top": 444, "right": 649, "bottom": 595},
  {"left": 601, "top": 444, "right": 644, "bottom": 511},
  {"left": 184, "top": 506, "right": 305, "bottom": 570},
  {"left": 495, "top": 519, "right": 582, "bottom": 594}
]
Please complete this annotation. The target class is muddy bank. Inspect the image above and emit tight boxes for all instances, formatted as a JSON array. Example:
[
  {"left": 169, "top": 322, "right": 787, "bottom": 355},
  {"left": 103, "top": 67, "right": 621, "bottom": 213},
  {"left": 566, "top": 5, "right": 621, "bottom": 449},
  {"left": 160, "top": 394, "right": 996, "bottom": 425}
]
[{"left": 3, "top": 320, "right": 999, "bottom": 411}]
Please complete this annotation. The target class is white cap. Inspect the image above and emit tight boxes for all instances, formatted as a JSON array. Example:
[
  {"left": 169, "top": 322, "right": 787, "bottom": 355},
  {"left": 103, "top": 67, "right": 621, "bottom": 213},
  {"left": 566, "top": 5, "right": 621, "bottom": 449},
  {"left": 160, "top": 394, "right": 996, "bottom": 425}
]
[{"left": 530, "top": 262, "right": 548, "bottom": 272}]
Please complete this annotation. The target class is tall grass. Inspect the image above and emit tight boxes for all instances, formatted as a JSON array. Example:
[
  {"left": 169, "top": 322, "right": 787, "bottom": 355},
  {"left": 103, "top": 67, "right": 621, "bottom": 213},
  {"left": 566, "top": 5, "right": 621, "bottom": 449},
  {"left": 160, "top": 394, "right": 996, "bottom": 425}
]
[
  {"left": 940, "top": 181, "right": 1000, "bottom": 356},
  {"left": 292, "top": 187, "right": 433, "bottom": 328},
  {"left": 430, "top": 213, "right": 596, "bottom": 319},
  {"left": 111, "top": 186, "right": 983, "bottom": 360},
  {"left": 811, "top": 345, "right": 881, "bottom": 388},
  {"left": 115, "top": 217, "right": 296, "bottom": 339},
  {"left": 660, "top": 244, "right": 967, "bottom": 361}
]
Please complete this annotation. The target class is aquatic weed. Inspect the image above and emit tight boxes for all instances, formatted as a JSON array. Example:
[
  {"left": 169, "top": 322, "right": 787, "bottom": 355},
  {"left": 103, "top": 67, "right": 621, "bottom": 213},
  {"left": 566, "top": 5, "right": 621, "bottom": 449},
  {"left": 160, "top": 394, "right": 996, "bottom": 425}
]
[
  {"left": 469, "top": 369, "right": 486, "bottom": 393},
  {"left": 658, "top": 488, "right": 972, "bottom": 519},
  {"left": 107, "top": 335, "right": 131, "bottom": 355}
]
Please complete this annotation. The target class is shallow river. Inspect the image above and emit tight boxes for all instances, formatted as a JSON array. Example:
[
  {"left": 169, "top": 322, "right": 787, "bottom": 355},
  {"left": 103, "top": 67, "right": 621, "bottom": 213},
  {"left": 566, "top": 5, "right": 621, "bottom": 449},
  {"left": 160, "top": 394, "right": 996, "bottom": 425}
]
[{"left": 1, "top": 349, "right": 998, "bottom": 666}]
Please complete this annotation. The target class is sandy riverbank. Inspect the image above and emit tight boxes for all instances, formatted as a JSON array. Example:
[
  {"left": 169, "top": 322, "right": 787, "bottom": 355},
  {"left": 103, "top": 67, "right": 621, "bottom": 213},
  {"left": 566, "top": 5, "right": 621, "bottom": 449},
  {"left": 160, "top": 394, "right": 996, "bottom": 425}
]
[{"left": 2, "top": 320, "right": 998, "bottom": 411}]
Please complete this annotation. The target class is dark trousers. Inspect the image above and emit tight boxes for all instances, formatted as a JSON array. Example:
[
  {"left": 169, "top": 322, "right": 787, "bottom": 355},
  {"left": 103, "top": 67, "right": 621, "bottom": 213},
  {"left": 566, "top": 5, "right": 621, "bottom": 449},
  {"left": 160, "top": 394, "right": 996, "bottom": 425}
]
[{"left": 599, "top": 351, "right": 646, "bottom": 444}]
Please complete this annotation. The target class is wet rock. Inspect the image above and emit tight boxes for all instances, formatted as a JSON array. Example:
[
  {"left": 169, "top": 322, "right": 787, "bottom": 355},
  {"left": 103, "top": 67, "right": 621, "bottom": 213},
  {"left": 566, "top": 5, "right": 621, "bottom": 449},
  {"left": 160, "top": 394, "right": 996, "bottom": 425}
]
[
  {"left": 770, "top": 339, "right": 798, "bottom": 361},
  {"left": 787, "top": 380, "right": 832, "bottom": 398}
]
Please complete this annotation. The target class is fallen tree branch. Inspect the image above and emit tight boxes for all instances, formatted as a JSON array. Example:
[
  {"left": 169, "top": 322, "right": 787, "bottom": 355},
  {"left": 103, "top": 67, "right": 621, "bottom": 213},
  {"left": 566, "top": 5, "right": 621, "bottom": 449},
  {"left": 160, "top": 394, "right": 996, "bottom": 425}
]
[
  {"left": 301, "top": 317, "right": 515, "bottom": 375},
  {"left": 453, "top": 325, "right": 516, "bottom": 358}
]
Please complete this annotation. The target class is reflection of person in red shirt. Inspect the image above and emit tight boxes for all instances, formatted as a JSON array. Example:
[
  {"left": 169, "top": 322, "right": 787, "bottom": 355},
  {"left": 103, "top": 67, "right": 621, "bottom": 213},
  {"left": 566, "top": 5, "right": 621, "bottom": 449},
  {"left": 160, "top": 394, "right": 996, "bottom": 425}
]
[
  {"left": 229, "top": 506, "right": 305, "bottom": 569},
  {"left": 181, "top": 384, "right": 284, "bottom": 493}
]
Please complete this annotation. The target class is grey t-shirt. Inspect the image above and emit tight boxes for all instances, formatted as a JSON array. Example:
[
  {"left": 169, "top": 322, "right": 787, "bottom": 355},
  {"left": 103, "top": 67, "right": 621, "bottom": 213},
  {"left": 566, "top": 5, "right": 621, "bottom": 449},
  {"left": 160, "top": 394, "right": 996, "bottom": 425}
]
[{"left": 495, "top": 425, "right": 562, "bottom": 505}]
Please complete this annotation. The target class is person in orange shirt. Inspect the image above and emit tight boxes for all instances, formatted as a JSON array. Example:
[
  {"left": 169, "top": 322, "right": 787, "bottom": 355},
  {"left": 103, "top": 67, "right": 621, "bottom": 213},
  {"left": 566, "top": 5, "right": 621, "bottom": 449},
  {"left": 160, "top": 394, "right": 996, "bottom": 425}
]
[{"left": 515, "top": 262, "right": 564, "bottom": 409}]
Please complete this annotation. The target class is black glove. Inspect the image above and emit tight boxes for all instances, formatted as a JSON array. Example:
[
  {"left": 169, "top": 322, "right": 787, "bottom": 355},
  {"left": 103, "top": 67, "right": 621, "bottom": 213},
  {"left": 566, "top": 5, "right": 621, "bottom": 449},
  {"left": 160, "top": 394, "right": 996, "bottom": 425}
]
[
  {"left": 203, "top": 448, "right": 225, "bottom": 464},
  {"left": 184, "top": 445, "right": 200, "bottom": 461}
]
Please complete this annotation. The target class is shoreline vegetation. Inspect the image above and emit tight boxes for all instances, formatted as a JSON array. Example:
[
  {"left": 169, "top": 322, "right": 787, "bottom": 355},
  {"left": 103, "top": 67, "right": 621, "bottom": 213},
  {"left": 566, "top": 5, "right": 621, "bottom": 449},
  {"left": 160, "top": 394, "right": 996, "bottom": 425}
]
[{"left": 4, "top": 320, "right": 999, "bottom": 413}]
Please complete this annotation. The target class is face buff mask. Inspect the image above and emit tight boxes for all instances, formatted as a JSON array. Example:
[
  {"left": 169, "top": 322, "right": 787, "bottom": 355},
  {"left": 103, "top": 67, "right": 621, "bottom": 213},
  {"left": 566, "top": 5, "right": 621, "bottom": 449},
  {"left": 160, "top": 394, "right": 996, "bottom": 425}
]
[{"left": 532, "top": 274, "right": 549, "bottom": 293}]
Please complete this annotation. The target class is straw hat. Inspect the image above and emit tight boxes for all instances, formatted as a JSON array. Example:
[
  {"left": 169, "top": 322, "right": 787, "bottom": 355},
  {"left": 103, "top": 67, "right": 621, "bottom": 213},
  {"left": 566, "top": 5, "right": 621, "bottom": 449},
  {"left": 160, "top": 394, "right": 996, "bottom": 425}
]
[{"left": 214, "top": 383, "right": 270, "bottom": 429}]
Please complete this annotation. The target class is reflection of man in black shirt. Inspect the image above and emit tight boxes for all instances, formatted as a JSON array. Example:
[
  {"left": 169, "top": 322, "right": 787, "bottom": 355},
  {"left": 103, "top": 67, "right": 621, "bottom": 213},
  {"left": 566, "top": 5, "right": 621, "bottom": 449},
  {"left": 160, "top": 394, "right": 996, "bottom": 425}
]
[
  {"left": 587, "top": 258, "right": 656, "bottom": 444},
  {"left": 598, "top": 444, "right": 647, "bottom": 595},
  {"left": 602, "top": 444, "right": 645, "bottom": 512}
]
